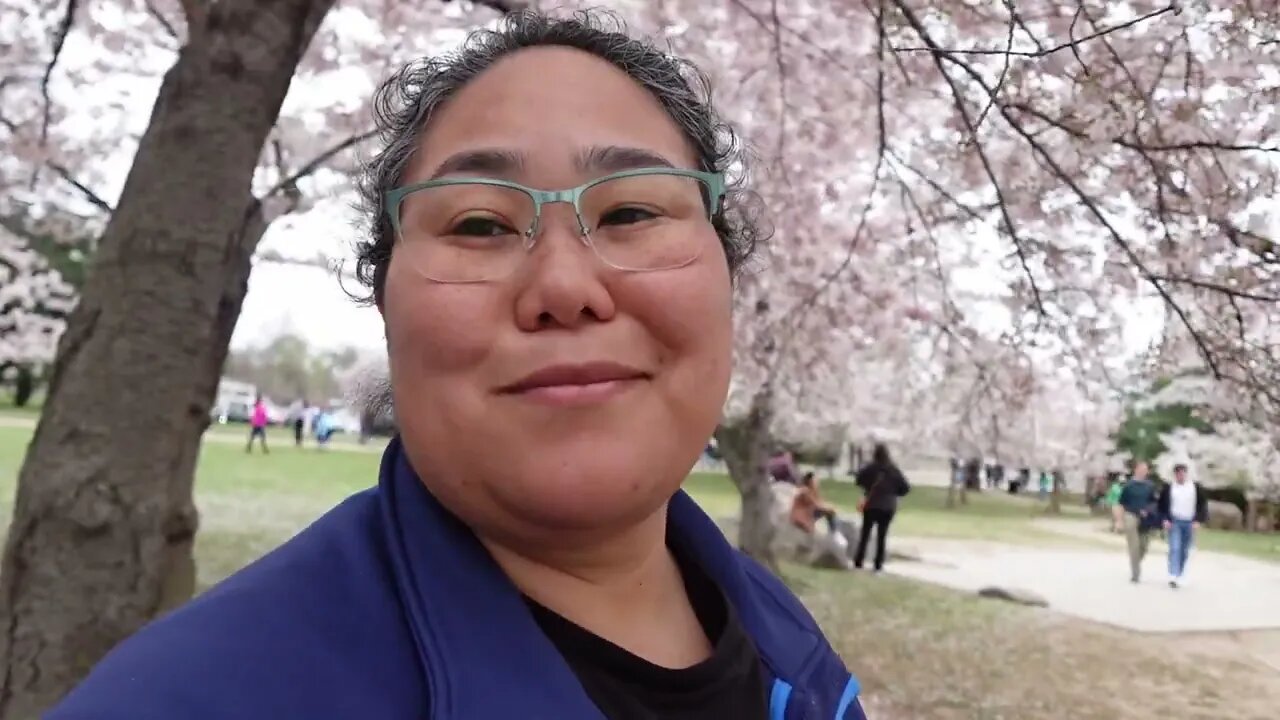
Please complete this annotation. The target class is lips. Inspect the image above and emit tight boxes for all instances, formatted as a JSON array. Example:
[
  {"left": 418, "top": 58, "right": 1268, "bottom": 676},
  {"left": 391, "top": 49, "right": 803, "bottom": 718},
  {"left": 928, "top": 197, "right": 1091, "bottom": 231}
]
[{"left": 499, "top": 361, "right": 650, "bottom": 394}]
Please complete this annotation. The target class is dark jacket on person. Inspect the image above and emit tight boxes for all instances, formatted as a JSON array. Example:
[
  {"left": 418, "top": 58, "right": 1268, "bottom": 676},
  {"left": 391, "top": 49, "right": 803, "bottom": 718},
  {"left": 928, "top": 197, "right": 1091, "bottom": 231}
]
[
  {"left": 49, "top": 437, "right": 868, "bottom": 720},
  {"left": 854, "top": 461, "right": 911, "bottom": 513},
  {"left": 1157, "top": 480, "right": 1210, "bottom": 524},
  {"left": 1117, "top": 478, "right": 1157, "bottom": 516}
]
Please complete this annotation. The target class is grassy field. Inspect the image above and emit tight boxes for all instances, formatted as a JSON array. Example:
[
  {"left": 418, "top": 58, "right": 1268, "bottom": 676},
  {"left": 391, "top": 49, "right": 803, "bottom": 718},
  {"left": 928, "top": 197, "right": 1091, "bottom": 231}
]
[{"left": 2, "top": 423, "right": 1279, "bottom": 718}]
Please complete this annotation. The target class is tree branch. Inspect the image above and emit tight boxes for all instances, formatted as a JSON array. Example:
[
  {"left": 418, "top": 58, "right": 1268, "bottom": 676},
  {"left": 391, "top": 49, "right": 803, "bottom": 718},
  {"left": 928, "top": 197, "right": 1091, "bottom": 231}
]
[
  {"left": 254, "top": 128, "right": 378, "bottom": 207},
  {"left": 890, "top": 3, "right": 1178, "bottom": 58},
  {"left": 446, "top": 0, "right": 529, "bottom": 12},
  {"left": 1150, "top": 275, "right": 1280, "bottom": 303},
  {"left": 896, "top": 9, "right": 1224, "bottom": 380},
  {"left": 46, "top": 161, "right": 113, "bottom": 214},
  {"left": 39, "top": 0, "right": 80, "bottom": 145},
  {"left": 144, "top": 0, "right": 180, "bottom": 42}
]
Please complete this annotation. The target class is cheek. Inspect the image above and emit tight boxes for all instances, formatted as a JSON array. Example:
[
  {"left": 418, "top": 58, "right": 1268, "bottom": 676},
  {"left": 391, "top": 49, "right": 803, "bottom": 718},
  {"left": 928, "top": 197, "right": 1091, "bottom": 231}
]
[
  {"left": 383, "top": 265, "right": 497, "bottom": 394},
  {"left": 629, "top": 257, "right": 734, "bottom": 420}
]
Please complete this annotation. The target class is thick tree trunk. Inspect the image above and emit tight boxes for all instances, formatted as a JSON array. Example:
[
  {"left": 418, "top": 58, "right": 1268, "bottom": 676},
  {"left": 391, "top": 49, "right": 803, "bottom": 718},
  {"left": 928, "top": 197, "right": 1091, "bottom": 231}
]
[
  {"left": 0, "top": 2, "right": 334, "bottom": 716},
  {"left": 714, "top": 389, "right": 779, "bottom": 575}
]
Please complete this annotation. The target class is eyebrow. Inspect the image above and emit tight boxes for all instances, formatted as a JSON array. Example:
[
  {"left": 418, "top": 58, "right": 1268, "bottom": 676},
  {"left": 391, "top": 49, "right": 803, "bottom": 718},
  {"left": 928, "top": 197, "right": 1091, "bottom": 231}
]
[
  {"left": 427, "top": 149, "right": 525, "bottom": 181},
  {"left": 575, "top": 145, "right": 677, "bottom": 173},
  {"left": 425, "top": 145, "right": 678, "bottom": 182}
]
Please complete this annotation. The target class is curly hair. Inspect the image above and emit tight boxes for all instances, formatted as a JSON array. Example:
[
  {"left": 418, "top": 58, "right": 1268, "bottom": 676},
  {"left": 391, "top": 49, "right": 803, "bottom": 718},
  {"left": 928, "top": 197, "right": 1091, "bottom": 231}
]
[{"left": 351, "top": 8, "right": 763, "bottom": 306}]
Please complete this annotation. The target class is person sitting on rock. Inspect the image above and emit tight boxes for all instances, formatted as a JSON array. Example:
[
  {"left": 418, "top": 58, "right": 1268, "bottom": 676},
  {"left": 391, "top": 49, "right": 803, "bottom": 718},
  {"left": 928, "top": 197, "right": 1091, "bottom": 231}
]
[{"left": 790, "top": 471, "right": 838, "bottom": 535}]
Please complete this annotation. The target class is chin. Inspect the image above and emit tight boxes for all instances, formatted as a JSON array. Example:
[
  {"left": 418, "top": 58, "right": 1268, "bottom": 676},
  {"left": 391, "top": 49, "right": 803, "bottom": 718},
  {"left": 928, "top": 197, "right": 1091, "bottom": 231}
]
[{"left": 501, "top": 447, "right": 692, "bottom": 531}]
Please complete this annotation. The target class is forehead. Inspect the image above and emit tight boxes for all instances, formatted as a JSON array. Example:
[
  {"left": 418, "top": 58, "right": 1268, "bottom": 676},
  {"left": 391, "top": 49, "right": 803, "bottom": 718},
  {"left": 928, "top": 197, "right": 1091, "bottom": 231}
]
[{"left": 407, "top": 46, "right": 699, "bottom": 183}]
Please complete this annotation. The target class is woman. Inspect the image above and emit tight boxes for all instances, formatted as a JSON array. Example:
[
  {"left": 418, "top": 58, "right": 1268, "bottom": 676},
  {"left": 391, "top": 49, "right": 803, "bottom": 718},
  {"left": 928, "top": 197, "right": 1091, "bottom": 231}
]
[
  {"left": 791, "top": 471, "right": 839, "bottom": 535},
  {"left": 244, "top": 394, "right": 269, "bottom": 454},
  {"left": 51, "top": 11, "right": 866, "bottom": 720},
  {"left": 853, "top": 444, "right": 911, "bottom": 572}
]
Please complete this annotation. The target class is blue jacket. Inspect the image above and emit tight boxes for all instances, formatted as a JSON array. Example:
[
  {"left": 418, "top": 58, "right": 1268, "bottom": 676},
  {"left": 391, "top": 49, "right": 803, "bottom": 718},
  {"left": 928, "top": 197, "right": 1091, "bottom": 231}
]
[{"left": 50, "top": 438, "right": 867, "bottom": 720}]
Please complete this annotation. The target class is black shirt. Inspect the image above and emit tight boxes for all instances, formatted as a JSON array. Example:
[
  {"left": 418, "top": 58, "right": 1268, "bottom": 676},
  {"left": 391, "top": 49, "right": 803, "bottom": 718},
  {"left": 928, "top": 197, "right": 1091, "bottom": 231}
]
[{"left": 525, "top": 547, "right": 770, "bottom": 720}]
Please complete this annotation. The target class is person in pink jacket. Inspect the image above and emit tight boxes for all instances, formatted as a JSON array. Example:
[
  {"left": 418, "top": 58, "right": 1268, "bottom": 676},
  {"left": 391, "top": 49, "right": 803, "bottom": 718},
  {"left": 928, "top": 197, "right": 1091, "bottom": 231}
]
[{"left": 246, "top": 394, "right": 270, "bottom": 454}]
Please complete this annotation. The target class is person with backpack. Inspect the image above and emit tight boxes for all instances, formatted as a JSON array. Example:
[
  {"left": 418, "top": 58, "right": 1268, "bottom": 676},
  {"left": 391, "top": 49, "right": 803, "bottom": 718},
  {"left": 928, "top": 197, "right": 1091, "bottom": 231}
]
[
  {"left": 853, "top": 444, "right": 911, "bottom": 572},
  {"left": 1118, "top": 461, "right": 1160, "bottom": 582}
]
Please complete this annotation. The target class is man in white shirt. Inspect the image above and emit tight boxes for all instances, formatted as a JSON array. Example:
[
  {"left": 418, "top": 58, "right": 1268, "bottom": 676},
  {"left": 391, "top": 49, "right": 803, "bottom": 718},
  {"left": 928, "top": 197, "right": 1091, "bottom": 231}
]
[{"left": 1158, "top": 463, "right": 1209, "bottom": 588}]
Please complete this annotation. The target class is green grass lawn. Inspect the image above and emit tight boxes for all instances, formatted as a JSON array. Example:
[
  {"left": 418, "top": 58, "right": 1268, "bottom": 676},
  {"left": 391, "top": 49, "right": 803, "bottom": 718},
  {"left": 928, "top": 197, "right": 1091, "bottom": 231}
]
[{"left": 2, "top": 424, "right": 1273, "bottom": 592}]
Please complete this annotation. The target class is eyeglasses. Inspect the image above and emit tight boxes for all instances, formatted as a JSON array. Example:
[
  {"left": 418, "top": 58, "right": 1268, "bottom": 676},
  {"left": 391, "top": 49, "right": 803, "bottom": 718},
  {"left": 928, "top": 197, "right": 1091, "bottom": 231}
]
[{"left": 385, "top": 167, "right": 726, "bottom": 283}]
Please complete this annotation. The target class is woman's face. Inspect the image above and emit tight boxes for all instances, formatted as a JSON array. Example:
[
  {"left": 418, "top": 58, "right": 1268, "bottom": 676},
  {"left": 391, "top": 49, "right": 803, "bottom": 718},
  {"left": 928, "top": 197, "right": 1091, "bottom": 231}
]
[{"left": 381, "top": 47, "right": 734, "bottom": 545}]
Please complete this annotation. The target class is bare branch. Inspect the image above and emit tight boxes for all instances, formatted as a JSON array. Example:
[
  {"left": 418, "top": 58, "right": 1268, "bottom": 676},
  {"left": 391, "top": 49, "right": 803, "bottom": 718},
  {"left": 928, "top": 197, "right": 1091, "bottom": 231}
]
[
  {"left": 1150, "top": 275, "right": 1280, "bottom": 303},
  {"left": 890, "top": 3, "right": 1178, "bottom": 59},
  {"left": 255, "top": 128, "right": 377, "bottom": 206},
  {"left": 39, "top": 0, "right": 80, "bottom": 145},
  {"left": 448, "top": 0, "right": 529, "bottom": 12},
  {"left": 254, "top": 249, "right": 355, "bottom": 279},
  {"left": 47, "top": 161, "right": 113, "bottom": 214},
  {"left": 144, "top": 0, "right": 180, "bottom": 41},
  {"left": 974, "top": 0, "right": 1018, "bottom": 131}
]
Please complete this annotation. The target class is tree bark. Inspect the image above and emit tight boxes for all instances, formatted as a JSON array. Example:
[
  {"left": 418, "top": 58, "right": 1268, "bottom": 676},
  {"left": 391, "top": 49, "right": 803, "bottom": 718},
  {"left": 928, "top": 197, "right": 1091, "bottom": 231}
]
[
  {"left": 0, "top": 1, "right": 334, "bottom": 716},
  {"left": 714, "top": 388, "right": 780, "bottom": 575}
]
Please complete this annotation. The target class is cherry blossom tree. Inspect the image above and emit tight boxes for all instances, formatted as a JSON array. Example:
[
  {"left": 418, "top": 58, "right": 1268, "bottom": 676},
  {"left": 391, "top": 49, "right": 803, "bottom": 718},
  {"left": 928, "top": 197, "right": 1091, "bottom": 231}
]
[
  {"left": 0, "top": 1, "right": 523, "bottom": 715},
  {"left": 1142, "top": 372, "right": 1280, "bottom": 523},
  {"left": 0, "top": 224, "right": 77, "bottom": 382},
  {"left": 0, "top": 0, "right": 1276, "bottom": 710}
]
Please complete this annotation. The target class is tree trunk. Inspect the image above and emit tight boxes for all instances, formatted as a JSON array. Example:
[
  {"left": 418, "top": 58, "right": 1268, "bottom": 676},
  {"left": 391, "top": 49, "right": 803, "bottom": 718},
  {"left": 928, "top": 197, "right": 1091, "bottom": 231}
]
[
  {"left": 0, "top": 2, "right": 334, "bottom": 716},
  {"left": 713, "top": 389, "right": 779, "bottom": 575}
]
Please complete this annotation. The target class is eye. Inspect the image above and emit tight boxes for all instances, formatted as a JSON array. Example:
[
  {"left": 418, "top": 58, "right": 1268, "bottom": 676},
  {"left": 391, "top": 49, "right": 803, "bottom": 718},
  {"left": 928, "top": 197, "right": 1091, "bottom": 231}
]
[
  {"left": 449, "top": 216, "right": 519, "bottom": 236},
  {"left": 598, "top": 206, "right": 660, "bottom": 227}
]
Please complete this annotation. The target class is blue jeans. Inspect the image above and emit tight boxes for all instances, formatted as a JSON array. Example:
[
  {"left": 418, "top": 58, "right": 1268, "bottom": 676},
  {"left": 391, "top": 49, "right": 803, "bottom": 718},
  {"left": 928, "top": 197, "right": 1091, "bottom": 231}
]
[{"left": 1167, "top": 519, "right": 1194, "bottom": 577}]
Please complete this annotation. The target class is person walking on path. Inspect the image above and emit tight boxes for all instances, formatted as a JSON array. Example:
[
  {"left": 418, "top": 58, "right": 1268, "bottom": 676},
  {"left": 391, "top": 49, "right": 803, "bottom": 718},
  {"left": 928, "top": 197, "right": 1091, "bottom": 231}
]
[
  {"left": 853, "top": 443, "right": 911, "bottom": 572},
  {"left": 246, "top": 394, "right": 270, "bottom": 455},
  {"left": 1105, "top": 474, "right": 1125, "bottom": 533},
  {"left": 1158, "top": 463, "right": 1209, "bottom": 588},
  {"left": 1118, "top": 461, "right": 1159, "bottom": 582}
]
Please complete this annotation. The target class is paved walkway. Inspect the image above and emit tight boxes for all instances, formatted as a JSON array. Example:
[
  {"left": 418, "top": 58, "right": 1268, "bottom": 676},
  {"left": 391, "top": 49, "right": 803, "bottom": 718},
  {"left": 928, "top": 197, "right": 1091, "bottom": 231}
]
[{"left": 887, "top": 533, "right": 1280, "bottom": 634}]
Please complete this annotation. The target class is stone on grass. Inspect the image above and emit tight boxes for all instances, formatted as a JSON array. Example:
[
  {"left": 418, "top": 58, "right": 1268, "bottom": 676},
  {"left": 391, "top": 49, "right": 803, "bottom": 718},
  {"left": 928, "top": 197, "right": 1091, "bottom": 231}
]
[
  {"left": 888, "top": 548, "right": 922, "bottom": 563},
  {"left": 977, "top": 586, "right": 1049, "bottom": 608},
  {"left": 1206, "top": 500, "right": 1244, "bottom": 531},
  {"left": 809, "top": 529, "right": 853, "bottom": 571}
]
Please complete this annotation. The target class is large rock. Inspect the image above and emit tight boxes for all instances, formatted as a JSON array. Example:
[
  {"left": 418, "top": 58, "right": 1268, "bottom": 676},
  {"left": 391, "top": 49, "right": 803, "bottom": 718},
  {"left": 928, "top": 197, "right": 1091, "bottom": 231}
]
[
  {"left": 977, "top": 586, "right": 1049, "bottom": 608},
  {"left": 768, "top": 483, "right": 813, "bottom": 562},
  {"left": 718, "top": 484, "right": 861, "bottom": 570},
  {"left": 1206, "top": 500, "right": 1244, "bottom": 531},
  {"left": 810, "top": 531, "right": 854, "bottom": 570}
]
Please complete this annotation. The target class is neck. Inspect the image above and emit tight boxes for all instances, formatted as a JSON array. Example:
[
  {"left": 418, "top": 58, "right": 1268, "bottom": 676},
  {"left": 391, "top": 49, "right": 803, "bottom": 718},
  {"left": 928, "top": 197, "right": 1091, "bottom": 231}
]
[{"left": 479, "top": 504, "right": 712, "bottom": 668}]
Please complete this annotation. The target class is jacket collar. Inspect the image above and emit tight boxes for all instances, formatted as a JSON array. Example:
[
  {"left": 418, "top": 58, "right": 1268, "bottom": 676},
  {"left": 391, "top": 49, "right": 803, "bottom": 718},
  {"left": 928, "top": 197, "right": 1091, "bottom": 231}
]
[{"left": 375, "top": 438, "right": 819, "bottom": 718}]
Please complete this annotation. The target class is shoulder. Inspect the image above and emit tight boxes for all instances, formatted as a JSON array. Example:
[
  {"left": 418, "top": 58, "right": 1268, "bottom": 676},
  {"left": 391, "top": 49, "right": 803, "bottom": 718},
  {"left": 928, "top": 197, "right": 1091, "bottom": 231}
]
[
  {"left": 733, "top": 554, "right": 864, "bottom": 715},
  {"left": 50, "top": 491, "right": 425, "bottom": 720},
  {"left": 735, "top": 553, "right": 826, "bottom": 639}
]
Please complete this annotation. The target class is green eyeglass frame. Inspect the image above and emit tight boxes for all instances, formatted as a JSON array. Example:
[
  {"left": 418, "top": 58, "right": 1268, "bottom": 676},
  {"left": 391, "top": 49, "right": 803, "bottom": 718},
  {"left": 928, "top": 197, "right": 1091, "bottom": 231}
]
[{"left": 384, "top": 167, "right": 727, "bottom": 241}]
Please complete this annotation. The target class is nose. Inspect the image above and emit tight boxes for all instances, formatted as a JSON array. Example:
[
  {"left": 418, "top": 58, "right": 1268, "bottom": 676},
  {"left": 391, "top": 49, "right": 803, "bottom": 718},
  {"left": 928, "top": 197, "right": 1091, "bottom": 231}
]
[{"left": 513, "top": 205, "right": 616, "bottom": 331}]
